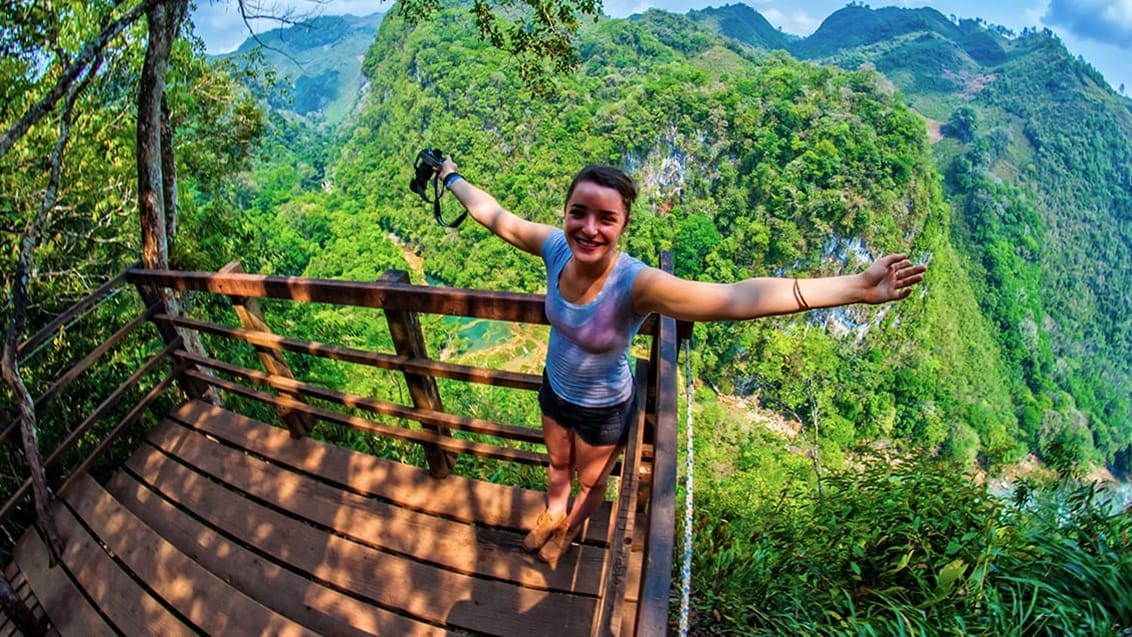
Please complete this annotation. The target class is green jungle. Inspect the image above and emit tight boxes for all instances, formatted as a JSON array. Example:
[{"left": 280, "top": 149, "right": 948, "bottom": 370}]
[{"left": 2, "top": 1, "right": 1131, "bottom": 634}]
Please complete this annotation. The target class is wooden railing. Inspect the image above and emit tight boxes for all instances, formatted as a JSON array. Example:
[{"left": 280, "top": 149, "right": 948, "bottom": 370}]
[{"left": 1, "top": 260, "right": 685, "bottom": 635}]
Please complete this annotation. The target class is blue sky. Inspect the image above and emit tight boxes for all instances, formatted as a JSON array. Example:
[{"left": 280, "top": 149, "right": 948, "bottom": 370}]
[{"left": 191, "top": 0, "right": 1131, "bottom": 94}]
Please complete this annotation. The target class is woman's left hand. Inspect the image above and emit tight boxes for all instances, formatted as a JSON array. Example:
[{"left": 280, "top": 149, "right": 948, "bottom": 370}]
[{"left": 860, "top": 254, "right": 927, "bottom": 304}]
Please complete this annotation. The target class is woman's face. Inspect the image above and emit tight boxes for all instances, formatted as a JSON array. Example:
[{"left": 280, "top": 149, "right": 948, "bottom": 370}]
[{"left": 563, "top": 180, "right": 628, "bottom": 268}]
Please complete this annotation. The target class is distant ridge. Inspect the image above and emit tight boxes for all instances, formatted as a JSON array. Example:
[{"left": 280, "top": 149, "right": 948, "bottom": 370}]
[
  {"left": 218, "top": 13, "right": 383, "bottom": 124},
  {"left": 685, "top": 3, "right": 794, "bottom": 50}
]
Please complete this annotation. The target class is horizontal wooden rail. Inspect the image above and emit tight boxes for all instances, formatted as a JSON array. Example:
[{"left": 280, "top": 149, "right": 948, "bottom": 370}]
[
  {"left": 1, "top": 302, "right": 162, "bottom": 449},
  {"left": 0, "top": 342, "right": 183, "bottom": 526},
  {"left": 129, "top": 269, "right": 550, "bottom": 323},
  {"left": 34, "top": 302, "right": 162, "bottom": 409},
  {"left": 17, "top": 262, "right": 138, "bottom": 362},
  {"left": 58, "top": 363, "right": 186, "bottom": 505},
  {"left": 158, "top": 313, "right": 543, "bottom": 391},
  {"left": 175, "top": 351, "right": 545, "bottom": 445},
  {"left": 128, "top": 269, "right": 668, "bottom": 336},
  {"left": 181, "top": 369, "right": 550, "bottom": 467},
  {"left": 44, "top": 338, "right": 184, "bottom": 471}
]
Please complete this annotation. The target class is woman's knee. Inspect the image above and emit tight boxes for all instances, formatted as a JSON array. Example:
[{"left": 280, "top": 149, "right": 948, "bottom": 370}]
[
  {"left": 548, "top": 455, "right": 572, "bottom": 473},
  {"left": 577, "top": 470, "right": 610, "bottom": 494}
]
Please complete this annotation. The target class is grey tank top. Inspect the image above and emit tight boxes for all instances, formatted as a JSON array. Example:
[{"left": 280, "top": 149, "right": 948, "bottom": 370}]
[{"left": 541, "top": 231, "right": 649, "bottom": 407}]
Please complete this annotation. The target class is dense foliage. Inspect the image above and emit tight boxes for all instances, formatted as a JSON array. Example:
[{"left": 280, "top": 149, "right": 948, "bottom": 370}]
[{"left": 689, "top": 2, "right": 1132, "bottom": 478}]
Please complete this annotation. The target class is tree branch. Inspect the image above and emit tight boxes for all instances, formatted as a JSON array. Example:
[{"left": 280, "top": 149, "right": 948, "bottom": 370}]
[
  {"left": 0, "top": 46, "right": 102, "bottom": 567},
  {"left": 0, "top": 0, "right": 154, "bottom": 158}
]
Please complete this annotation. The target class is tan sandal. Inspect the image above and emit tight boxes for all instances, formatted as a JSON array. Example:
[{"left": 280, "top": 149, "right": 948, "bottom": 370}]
[
  {"left": 522, "top": 509, "right": 567, "bottom": 552},
  {"left": 538, "top": 523, "right": 580, "bottom": 567}
]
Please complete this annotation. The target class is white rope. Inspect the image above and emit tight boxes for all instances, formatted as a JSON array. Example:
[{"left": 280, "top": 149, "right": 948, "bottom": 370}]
[{"left": 678, "top": 338, "right": 694, "bottom": 636}]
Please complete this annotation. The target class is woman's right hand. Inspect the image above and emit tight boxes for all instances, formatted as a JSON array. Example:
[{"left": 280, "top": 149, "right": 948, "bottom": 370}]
[{"left": 437, "top": 157, "right": 459, "bottom": 182}]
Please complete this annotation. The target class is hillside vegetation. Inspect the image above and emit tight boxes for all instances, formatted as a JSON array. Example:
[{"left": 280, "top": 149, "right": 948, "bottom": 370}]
[
  {"left": 686, "top": 2, "right": 1132, "bottom": 478},
  {"left": 219, "top": 13, "right": 382, "bottom": 124}
]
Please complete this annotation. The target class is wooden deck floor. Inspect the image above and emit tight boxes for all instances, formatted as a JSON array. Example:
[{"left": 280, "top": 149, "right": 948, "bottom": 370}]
[{"left": 4, "top": 400, "right": 643, "bottom": 636}]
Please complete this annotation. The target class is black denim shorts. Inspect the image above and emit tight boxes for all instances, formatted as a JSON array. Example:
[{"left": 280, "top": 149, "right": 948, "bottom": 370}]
[{"left": 538, "top": 370, "right": 639, "bottom": 447}]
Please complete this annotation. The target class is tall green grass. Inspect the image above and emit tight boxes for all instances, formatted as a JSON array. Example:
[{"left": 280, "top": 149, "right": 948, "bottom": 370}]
[{"left": 684, "top": 454, "right": 1132, "bottom": 635}]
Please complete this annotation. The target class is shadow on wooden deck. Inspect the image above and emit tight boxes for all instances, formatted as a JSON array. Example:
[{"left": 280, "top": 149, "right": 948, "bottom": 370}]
[{"left": 9, "top": 400, "right": 641, "bottom": 636}]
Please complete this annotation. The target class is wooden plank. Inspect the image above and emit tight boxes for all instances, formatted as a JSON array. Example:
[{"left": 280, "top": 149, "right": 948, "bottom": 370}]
[
  {"left": 11, "top": 526, "right": 112, "bottom": 637},
  {"left": 160, "top": 312, "right": 543, "bottom": 390},
  {"left": 137, "top": 422, "right": 605, "bottom": 594},
  {"left": 619, "top": 540, "right": 645, "bottom": 637},
  {"left": 183, "top": 370, "right": 551, "bottom": 467},
  {"left": 177, "top": 351, "right": 545, "bottom": 444},
  {"left": 167, "top": 400, "right": 612, "bottom": 544},
  {"left": 63, "top": 474, "right": 318, "bottom": 637},
  {"left": 27, "top": 492, "right": 193, "bottom": 636},
  {"left": 121, "top": 435, "right": 596, "bottom": 636},
  {"left": 104, "top": 471, "right": 448, "bottom": 637}
]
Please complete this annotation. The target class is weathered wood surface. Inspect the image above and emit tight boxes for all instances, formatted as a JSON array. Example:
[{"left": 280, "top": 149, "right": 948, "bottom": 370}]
[
  {"left": 220, "top": 261, "right": 315, "bottom": 437},
  {"left": 0, "top": 560, "right": 52, "bottom": 637},
  {"left": 8, "top": 400, "right": 646, "bottom": 636},
  {"left": 126, "top": 268, "right": 669, "bottom": 336}
]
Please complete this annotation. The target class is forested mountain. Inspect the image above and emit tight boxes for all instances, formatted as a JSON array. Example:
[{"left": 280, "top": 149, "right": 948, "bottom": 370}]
[
  {"left": 683, "top": 3, "right": 1132, "bottom": 478},
  {"left": 218, "top": 13, "right": 382, "bottom": 123}
]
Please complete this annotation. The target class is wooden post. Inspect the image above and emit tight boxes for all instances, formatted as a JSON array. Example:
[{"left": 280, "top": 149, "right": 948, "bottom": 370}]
[
  {"left": 220, "top": 262, "right": 315, "bottom": 438},
  {"left": 591, "top": 362, "right": 650, "bottom": 637},
  {"left": 378, "top": 271, "right": 455, "bottom": 478}
]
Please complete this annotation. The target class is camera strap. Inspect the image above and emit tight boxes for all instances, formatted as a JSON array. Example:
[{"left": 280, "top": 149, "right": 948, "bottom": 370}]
[{"left": 432, "top": 176, "right": 467, "bottom": 228}]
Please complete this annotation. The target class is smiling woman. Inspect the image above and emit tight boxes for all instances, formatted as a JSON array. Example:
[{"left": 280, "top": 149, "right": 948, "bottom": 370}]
[{"left": 432, "top": 156, "right": 927, "bottom": 567}]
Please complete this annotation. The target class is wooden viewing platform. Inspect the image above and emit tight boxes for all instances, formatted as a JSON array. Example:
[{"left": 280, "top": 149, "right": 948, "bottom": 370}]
[{"left": 0, "top": 261, "right": 683, "bottom": 636}]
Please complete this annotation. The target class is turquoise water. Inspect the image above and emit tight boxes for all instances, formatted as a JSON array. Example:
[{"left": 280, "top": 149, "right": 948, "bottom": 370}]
[
  {"left": 442, "top": 316, "right": 514, "bottom": 352},
  {"left": 425, "top": 274, "right": 522, "bottom": 353}
]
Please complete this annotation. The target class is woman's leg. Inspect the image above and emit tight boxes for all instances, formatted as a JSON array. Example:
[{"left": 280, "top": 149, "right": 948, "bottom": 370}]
[
  {"left": 564, "top": 437, "right": 622, "bottom": 529},
  {"left": 538, "top": 437, "right": 621, "bottom": 564},
  {"left": 541, "top": 413, "right": 575, "bottom": 514}
]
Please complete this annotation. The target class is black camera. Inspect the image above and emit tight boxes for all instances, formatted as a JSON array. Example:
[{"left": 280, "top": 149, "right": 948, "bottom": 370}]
[
  {"left": 408, "top": 147, "right": 468, "bottom": 228},
  {"left": 409, "top": 148, "right": 445, "bottom": 202}
]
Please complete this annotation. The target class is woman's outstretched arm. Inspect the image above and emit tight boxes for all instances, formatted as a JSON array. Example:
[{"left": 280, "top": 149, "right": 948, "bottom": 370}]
[
  {"left": 632, "top": 254, "right": 926, "bottom": 321},
  {"left": 438, "top": 158, "right": 555, "bottom": 257}
]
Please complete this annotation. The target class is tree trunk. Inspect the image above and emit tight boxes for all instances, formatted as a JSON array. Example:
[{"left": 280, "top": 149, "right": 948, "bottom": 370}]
[
  {"left": 161, "top": 94, "right": 177, "bottom": 243},
  {"left": 136, "top": 0, "right": 218, "bottom": 404},
  {"left": 0, "top": 48, "right": 100, "bottom": 569},
  {"left": 137, "top": 0, "right": 185, "bottom": 270}
]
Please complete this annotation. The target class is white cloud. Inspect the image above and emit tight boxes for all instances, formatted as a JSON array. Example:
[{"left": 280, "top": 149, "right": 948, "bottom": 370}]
[
  {"left": 761, "top": 8, "right": 822, "bottom": 36},
  {"left": 1043, "top": 0, "right": 1132, "bottom": 48}
]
